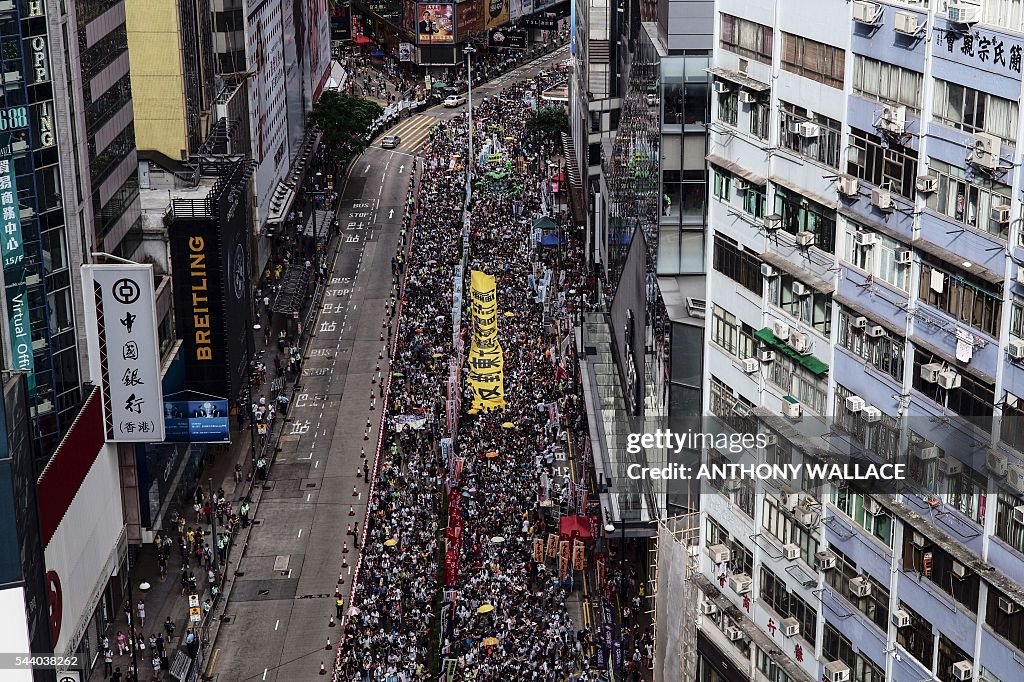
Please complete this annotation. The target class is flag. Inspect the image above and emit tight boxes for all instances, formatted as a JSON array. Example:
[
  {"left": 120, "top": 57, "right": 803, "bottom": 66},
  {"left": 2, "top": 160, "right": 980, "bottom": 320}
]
[
  {"left": 533, "top": 538, "right": 545, "bottom": 563},
  {"left": 547, "top": 533, "right": 559, "bottom": 558},
  {"left": 559, "top": 540, "right": 570, "bottom": 578},
  {"left": 573, "top": 539, "right": 585, "bottom": 571}
]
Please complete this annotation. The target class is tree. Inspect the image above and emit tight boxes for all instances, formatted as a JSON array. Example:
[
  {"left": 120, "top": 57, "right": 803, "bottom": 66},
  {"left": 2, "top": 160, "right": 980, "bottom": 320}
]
[
  {"left": 310, "top": 92, "right": 383, "bottom": 162},
  {"left": 526, "top": 106, "right": 569, "bottom": 137}
]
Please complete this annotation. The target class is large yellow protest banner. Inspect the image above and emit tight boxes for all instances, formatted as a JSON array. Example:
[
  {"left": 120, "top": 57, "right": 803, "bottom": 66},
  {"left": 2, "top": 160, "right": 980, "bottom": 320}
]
[{"left": 466, "top": 270, "right": 505, "bottom": 410}]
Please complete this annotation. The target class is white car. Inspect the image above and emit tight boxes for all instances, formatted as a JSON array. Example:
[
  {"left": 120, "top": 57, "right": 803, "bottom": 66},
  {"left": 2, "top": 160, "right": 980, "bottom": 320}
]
[{"left": 444, "top": 94, "right": 466, "bottom": 107}]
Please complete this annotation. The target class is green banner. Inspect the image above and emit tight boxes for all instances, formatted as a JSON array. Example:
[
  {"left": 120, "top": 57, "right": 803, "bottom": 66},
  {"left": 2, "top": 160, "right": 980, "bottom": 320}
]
[{"left": 0, "top": 157, "right": 34, "bottom": 391}]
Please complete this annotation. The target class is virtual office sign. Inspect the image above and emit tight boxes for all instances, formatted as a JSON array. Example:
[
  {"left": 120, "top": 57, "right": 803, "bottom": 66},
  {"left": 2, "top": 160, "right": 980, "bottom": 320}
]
[{"left": 0, "top": 138, "right": 35, "bottom": 392}]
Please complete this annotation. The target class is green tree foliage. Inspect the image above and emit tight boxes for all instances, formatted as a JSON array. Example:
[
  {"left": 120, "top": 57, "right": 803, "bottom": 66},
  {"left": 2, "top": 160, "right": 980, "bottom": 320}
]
[
  {"left": 525, "top": 106, "right": 569, "bottom": 136},
  {"left": 311, "top": 92, "right": 383, "bottom": 161}
]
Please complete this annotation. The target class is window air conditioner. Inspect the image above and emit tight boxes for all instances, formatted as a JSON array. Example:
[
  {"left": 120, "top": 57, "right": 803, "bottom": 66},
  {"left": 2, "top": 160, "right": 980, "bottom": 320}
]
[
  {"left": 788, "top": 331, "right": 810, "bottom": 353},
  {"left": 936, "top": 369, "right": 962, "bottom": 390},
  {"left": 892, "top": 609, "right": 911, "bottom": 628},
  {"left": 838, "top": 174, "right": 859, "bottom": 196},
  {"left": 871, "top": 187, "right": 894, "bottom": 211},
  {"left": 728, "top": 573, "right": 752, "bottom": 594},
  {"left": 759, "top": 349, "right": 776, "bottom": 363},
  {"left": 782, "top": 616, "right": 800, "bottom": 637},
  {"left": 825, "top": 660, "right": 851, "bottom": 682},
  {"left": 797, "top": 121, "right": 820, "bottom": 138},
  {"left": 972, "top": 132, "right": 1001, "bottom": 169},
  {"left": 796, "top": 508, "right": 814, "bottom": 526},
  {"left": 920, "top": 362, "right": 943, "bottom": 383},
  {"left": 866, "top": 325, "right": 886, "bottom": 338},
  {"left": 795, "top": 231, "right": 816, "bottom": 247},
  {"left": 845, "top": 395, "right": 865, "bottom": 412},
  {"left": 771, "top": 320, "right": 790, "bottom": 341},
  {"left": 713, "top": 80, "right": 730, "bottom": 93},
  {"left": 952, "top": 661, "right": 973, "bottom": 682},
  {"left": 764, "top": 213, "right": 782, "bottom": 230},
  {"left": 915, "top": 175, "right": 938, "bottom": 193},
  {"left": 783, "top": 543, "right": 801, "bottom": 560},
  {"left": 986, "top": 449, "right": 1009, "bottom": 477},
  {"left": 894, "top": 11, "right": 922, "bottom": 35},
  {"left": 738, "top": 90, "right": 756, "bottom": 104},
  {"left": 863, "top": 497, "right": 880, "bottom": 515},
  {"left": 938, "top": 457, "right": 963, "bottom": 476},
  {"left": 853, "top": 0, "right": 882, "bottom": 23},
  {"left": 742, "top": 357, "right": 760, "bottom": 373},
  {"left": 992, "top": 204, "right": 1012, "bottom": 224},
  {"left": 700, "top": 600, "right": 719, "bottom": 615},
  {"left": 912, "top": 531, "right": 927, "bottom": 547},
  {"left": 852, "top": 316, "right": 868, "bottom": 329},
  {"left": 896, "top": 248, "right": 913, "bottom": 264},
  {"left": 850, "top": 576, "right": 872, "bottom": 598},
  {"left": 999, "top": 596, "right": 1021, "bottom": 614},
  {"left": 816, "top": 551, "right": 837, "bottom": 570},
  {"left": 946, "top": 0, "right": 982, "bottom": 24},
  {"left": 780, "top": 488, "right": 799, "bottom": 511},
  {"left": 709, "top": 543, "right": 732, "bottom": 564},
  {"left": 734, "top": 178, "right": 750, "bottom": 192},
  {"left": 880, "top": 104, "right": 907, "bottom": 135},
  {"left": 854, "top": 231, "right": 878, "bottom": 246},
  {"left": 918, "top": 445, "right": 940, "bottom": 460},
  {"left": 952, "top": 561, "right": 967, "bottom": 579},
  {"left": 761, "top": 264, "right": 777, "bottom": 278},
  {"left": 725, "top": 624, "right": 744, "bottom": 641},
  {"left": 783, "top": 398, "right": 802, "bottom": 418},
  {"left": 1014, "top": 504, "right": 1024, "bottom": 524},
  {"left": 862, "top": 406, "right": 882, "bottom": 422},
  {"left": 1008, "top": 338, "right": 1024, "bottom": 359},
  {"left": 1007, "top": 464, "right": 1024, "bottom": 495},
  {"left": 791, "top": 281, "right": 810, "bottom": 296}
]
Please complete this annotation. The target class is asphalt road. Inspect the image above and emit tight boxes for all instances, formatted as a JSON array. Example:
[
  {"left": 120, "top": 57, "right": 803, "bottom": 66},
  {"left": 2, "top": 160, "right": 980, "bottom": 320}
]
[{"left": 208, "top": 46, "right": 569, "bottom": 682}]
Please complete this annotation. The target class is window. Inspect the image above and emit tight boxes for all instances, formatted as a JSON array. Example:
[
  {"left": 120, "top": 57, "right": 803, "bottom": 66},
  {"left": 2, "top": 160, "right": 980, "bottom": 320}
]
[
  {"left": 855, "top": 654, "right": 885, "bottom": 682},
  {"left": 986, "top": 586, "right": 1024, "bottom": 653},
  {"left": 896, "top": 602, "right": 934, "bottom": 668},
  {"left": 912, "top": 346, "right": 995, "bottom": 428},
  {"left": 830, "top": 490, "right": 894, "bottom": 547},
  {"left": 947, "top": 466, "right": 987, "bottom": 526},
  {"left": 720, "top": 14, "right": 773, "bottom": 64},
  {"left": 712, "top": 305, "right": 738, "bottom": 355},
  {"left": 841, "top": 225, "right": 910, "bottom": 291},
  {"left": 713, "top": 235, "right": 763, "bottom": 295},
  {"left": 710, "top": 375, "right": 758, "bottom": 434},
  {"left": 779, "top": 102, "right": 842, "bottom": 169},
  {"left": 917, "top": 261, "right": 1002, "bottom": 337},
  {"left": 730, "top": 538, "right": 753, "bottom": 576},
  {"left": 768, "top": 353, "right": 828, "bottom": 415},
  {"left": 937, "top": 635, "right": 971, "bottom": 682},
  {"left": 744, "top": 185, "right": 767, "bottom": 219},
  {"left": 736, "top": 478, "right": 756, "bottom": 518},
  {"left": 1002, "top": 392, "right": 1024, "bottom": 454},
  {"left": 757, "top": 649, "right": 794, "bottom": 682},
  {"left": 774, "top": 186, "right": 837, "bottom": 253},
  {"left": 760, "top": 566, "right": 817, "bottom": 643},
  {"left": 706, "top": 515, "right": 728, "bottom": 547},
  {"left": 718, "top": 91, "right": 738, "bottom": 127},
  {"left": 823, "top": 622, "right": 855, "bottom": 668},
  {"left": 926, "top": 158, "right": 1012, "bottom": 237},
  {"left": 712, "top": 168, "right": 732, "bottom": 201},
  {"left": 833, "top": 384, "right": 901, "bottom": 463},
  {"left": 853, "top": 56, "right": 923, "bottom": 111},
  {"left": 750, "top": 102, "right": 769, "bottom": 140},
  {"left": 762, "top": 496, "right": 820, "bottom": 565},
  {"left": 847, "top": 128, "right": 919, "bottom": 199},
  {"left": 1011, "top": 297, "right": 1024, "bottom": 340},
  {"left": 933, "top": 79, "right": 1019, "bottom": 141},
  {"left": 768, "top": 274, "right": 832, "bottom": 334},
  {"left": 902, "top": 535, "right": 980, "bottom": 611},
  {"left": 994, "top": 491, "right": 1024, "bottom": 556},
  {"left": 781, "top": 33, "right": 845, "bottom": 88},
  {"left": 836, "top": 309, "right": 905, "bottom": 382}
]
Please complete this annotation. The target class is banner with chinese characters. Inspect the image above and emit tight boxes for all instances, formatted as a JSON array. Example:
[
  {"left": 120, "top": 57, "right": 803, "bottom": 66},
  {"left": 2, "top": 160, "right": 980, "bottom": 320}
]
[
  {"left": 546, "top": 532, "right": 559, "bottom": 558},
  {"left": 533, "top": 538, "right": 545, "bottom": 563},
  {"left": 0, "top": 157, "right": 34, "bottom": 391},
  {"left": 81, "top": 264, "right": 165, "bottom": 442},
  {"left": 572, "top": 539, "right": 585, "bottom": 570},
  {"left": 465, "top": 270, "right": 505, "bottom": 410},
  {"left": 558, "top": 540, "right": 570, "bottom": 578}
]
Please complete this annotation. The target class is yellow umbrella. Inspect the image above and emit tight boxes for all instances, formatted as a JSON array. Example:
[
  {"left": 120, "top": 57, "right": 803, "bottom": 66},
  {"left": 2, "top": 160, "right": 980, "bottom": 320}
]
[
  {"left": 477, "top": 604, "right": 495, "bottom": 614},
  {"left": 485, "top": 451, "right": 499, "bottom": 459},
  {"left": 432, "top": 353, "right": 444, "bottom": 358},
  {"left": 503, "top": 312, "right": 515, "bottom": 318},
  {"left": 384, "top": 538, "right": 399, "bottom": 547},
  {"left": 501, "top": 422, "right": 515, "bottom": 429},
  {"left": 482, "top": 637, "right": 499, "bottom": 646},
  {"left": 468, "top": 408, "right": 480, "bottom": 415}
]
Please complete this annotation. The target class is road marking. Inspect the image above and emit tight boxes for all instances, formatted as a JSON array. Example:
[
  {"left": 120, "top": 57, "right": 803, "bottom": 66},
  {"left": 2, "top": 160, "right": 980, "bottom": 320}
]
[
  {"left": 275, "top": 620, "right": 279, "bottom": 630},
  {"left": 388, "top": 208, "right": 394, "bottom": 219},
  {"left": 263, "top": 669, "right": 268, "bottom": 680},
  {"left": 297, "top": 528, "right": 302, "bottom": 538},
  {"left": 307, "top": 493, "right": 311, "bottom": 502},
  {"left": 315, "top": 460, "right": 320, "bottom": 468}
]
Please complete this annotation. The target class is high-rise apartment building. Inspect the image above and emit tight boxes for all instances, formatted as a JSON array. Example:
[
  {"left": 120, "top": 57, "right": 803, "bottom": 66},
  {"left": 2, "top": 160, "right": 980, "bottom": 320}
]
[{"left": 689, "top": 2, "right": 1024, "bottom": 682}]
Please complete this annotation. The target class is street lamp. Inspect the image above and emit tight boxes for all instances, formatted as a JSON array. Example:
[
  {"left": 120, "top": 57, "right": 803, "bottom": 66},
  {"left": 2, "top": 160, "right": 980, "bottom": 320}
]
[{"left": 464, "top": 46, "right": 476, "bottom": 207}]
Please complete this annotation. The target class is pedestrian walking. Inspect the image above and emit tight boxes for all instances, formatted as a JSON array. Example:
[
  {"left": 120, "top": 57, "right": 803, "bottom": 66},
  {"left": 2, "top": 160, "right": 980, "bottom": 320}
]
[
  {"left": 336, "top": 596, "right": 344, "bottom": 619},
  {"left": 116, "top": 631, "right": 127, "bottom": 655},
  {"left": 103, "top": 648, "right": 113, "bottom": 678}
]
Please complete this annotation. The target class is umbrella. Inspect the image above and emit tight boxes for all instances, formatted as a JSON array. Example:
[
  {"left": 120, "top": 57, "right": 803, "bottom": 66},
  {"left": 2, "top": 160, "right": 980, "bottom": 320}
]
[
  {"left": 491, "top": 536, "right": 505, "bottom": 544},
  {"left": 477, "top": 604, "right": 495, "bottom": 614},
  {"left": 370, "top": 48, "right": 385, "bottom": 58},
  {"left": 432, "top": 353, "right": 444, "bottom": 358},
  {"left": 468, "top": 408, "right": 480, "bottom": 415},
  {"left": 384, "top": 538, "right": 399, "bottom": 547},
  {"left": 501, "top": 422, "right": 515, "bottom": 429},
  {"left": 485, "top": 451, "right": 499, "bottom": 459},
  {"left": 503, "top": 312, "right": 515, "bottom": 318},
  {"left": 482, "top": 637, "right": 499, "bottom": 646},
  {"left": 347, "top": 606, "right": 361, "bottom": 616},
  {"left": 139, "top": 582, "right": 151, "bottom": 592}
]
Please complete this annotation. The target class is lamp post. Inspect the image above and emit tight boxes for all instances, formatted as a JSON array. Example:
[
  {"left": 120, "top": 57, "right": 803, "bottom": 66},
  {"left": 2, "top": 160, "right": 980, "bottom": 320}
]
[{"left": 464, "top": 46, "right": 476, "bottom": 207}]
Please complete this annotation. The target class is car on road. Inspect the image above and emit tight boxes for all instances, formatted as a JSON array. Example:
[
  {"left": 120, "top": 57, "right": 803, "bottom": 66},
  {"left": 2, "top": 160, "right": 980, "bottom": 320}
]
[
  {"left": 444, "top": 94, "right": 466, "bottom": 107},
  {"left": 381, "top": 135, "right": 400, "bottom": 149}
]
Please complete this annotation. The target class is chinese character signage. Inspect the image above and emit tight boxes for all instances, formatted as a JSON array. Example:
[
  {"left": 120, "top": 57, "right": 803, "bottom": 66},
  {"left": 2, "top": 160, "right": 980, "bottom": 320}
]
[
  {"left": 488, "top": 27, "right": 526, "bottom": 49},
  {"left": 936, "top": 29, "right": 1023, "bottom": 74},
  {"left": 164, "top": 399, "right": 230, "bottom": 443},
  {"left": 417, "top": 3, "right": 455, "bottom": 43},
  {"left": 0, "top": 157, "right": 34, "bottom": 391},
  {"left": 81, "top": 264, "right": 165, "bottom": 442},
  {"left": 465, "top": 270, "right": 506, "bottom": 410}
]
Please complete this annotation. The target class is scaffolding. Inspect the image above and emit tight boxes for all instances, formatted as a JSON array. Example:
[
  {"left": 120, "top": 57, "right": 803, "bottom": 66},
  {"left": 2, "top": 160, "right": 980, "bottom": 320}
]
[{"left": 649, "top": 513, "right": 700, "bottom": 682}]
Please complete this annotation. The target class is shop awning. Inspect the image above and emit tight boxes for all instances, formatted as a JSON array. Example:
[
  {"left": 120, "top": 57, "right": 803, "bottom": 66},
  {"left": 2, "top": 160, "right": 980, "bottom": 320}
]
[
  {"left": 706, "top": 153, "right": 767, "bottom": 187},
  {"left": 755, "top": 327, "right": 829, "bottom": 376},
  {"left": 559, "top": 515, "right": 595, "bottom": 540},
  {"left": 706, "top": 67, "right": 771, "bottom": 92}
]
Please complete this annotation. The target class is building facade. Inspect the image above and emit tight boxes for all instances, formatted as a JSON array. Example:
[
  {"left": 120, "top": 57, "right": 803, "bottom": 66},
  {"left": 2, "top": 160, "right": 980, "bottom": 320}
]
[{"left": 692, "top": 2, "right": 1024, "bottom": 682}]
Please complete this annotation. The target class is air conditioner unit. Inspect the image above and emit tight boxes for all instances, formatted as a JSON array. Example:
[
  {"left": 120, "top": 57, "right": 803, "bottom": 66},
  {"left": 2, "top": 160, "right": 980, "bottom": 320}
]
[
  {"left": 782, "top": 616, "right": 800, "bottom": 637},
  {"left": 764, "top": 214, "right": 782, "bottom": 231},
  {"left": 986, "top": 449, "right": 1009, "bottom": 477},
  {"left": 853, "top": 0, "right": 881, "bottom": 23},
  {"left": 946, "top": 0, "right": 982, "bottom": 23},
  {"left": 789, "top": 331, "right": 810, "bottom": 354},
  {"left": 764, "top": 434, "right": 778, "bottom": 446},
  {"left": 894, "top": 11, "right": 922, "bottom": 35},
  {"left": 915, "top": 175, "right": 938, "bottom": 193},
  {"left": 1014, "top": 504, "right": 1024, "bottom": 524},
  {"left": 937, "top": 369, "right": 962, "bottom": 390},
  {"left": 852, "top": 316, "right": 868, "bottom": 329},
  {"left": 952, "top": 661, "right": 973, "bottom": 681},
  {"left": 892, "top": 608, "right": 911, "bottom": 628},
  {"left": 723, "top": 478, "right": 743, "bottom": 492},
  {"left": 1008, "top": 338, "right": 1024, "bottom": 359},
  {"left": 734, "top": 178, "right": 750, "bottom": 192},
  {"left": 896, "top": 248, "right": 913, "bottom": 264},
  {"left": 742, "top": 357, "right": 760, "bottom": 373},
  {"left": 791, "top": 282, "right": 810, "bottom": 296},
  {"left": 729, "top": 573, "right": 752, "bottom": 594},
  {"left": 938, "top": 457, "right": 963, "bottom": 476},
  {"left": 709, "top": 543, "right": 732, "bottom": 564},
  {"left": 1018, "top": 268, "right": 1024, "bottom": 285},
  {"left": 863, "top": 497, "right": 880, "bottom": 515},
  {"left": 845, "top": 395, "right": 865, "bottom": 413},
  {"left": 972, "top": 132, "right": 1001, "bottom": 169},
  {"left": 919, "top": 445, "right": 940, "bottom": 460},
  {"left": 783, "top": 543, "right": 801, "bottom": 560},
  {"left": 759, "top": 349, "right": 776, "bottom": 363},
  {"left": 713, "top": 80, "right": 730, "bottom": 93},
  {"left": 866, "top": 325, "right": 886, "bottom": 338},
  {"left": 854, "top": 231, "right": 878, "bottom": 246},
  {"left": 850, "top": 576, "right": 873, "bottom": 598},
  {"left": 784, "top": 399, "right": 803, "bottom": 419},
  {"left": 796, "top": 507, "right": 814, "bottom": 525},
  {"left": 863, "top": 406, "right": 882, "bottom": 422},
  {"left": 912, "top": 531, "right": 927, "bottom": 548},
  {"left": 920, "top": 362, "right": 943, "bottom": 383},
  {"left": 825, "top": 660, "right": 851, "bottom": 682},
  {"left": 999, "top": 596, "right": 1021, "bottom": 614},
  {"left": 838, "top": 174, "right": 860, "bottom": 196},
  {"left": 738, "top": 90, "right": 756, "bottom": 104},
  {"left": 725, "top": 625, "right": 744, "bottom": 641},
  {"left": 797, "top": 121, "right": 820, "bottom": 138},
  {"left": 1007, "top": 464, "right": 1024, "bottom": 495},
  {"left": 880, "top": 104, "right": 907, "bottom": 135},
  {"left": 771, "top": 320, "right": 790, "bottom": 341},
  {"left": 951, "top": 561, "right": 966, "bottom": 579},
  {"left": 795, "top": 231, "right": 816, "bottom": 247},
  {"left": 992, "top": 204, "right": 1012, "bottom": 224},
  {"left": 700, "top": 600, "right": 719, "bottom": 615},
  {"left": 816, "top": 551, "right": 837, "bottom": 570},
  {"left": 761, "top": 263, "right": 777, "bottom": 278},
  {"left": 871, "top": 187, "right": 894, "bottom": 211}
]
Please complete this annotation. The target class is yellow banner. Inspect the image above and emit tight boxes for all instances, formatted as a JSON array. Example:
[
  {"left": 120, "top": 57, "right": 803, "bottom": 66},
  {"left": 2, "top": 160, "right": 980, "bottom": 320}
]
[{"left": 466, "top": 270, "right": 505, "bottom": 410}]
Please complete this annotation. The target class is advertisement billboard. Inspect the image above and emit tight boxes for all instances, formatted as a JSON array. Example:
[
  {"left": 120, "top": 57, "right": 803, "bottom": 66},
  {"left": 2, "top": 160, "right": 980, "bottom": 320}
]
[
  {"left": 483, "top": 0, "right": 509, "bottom": 30},
  {"left": 399, "top": 42, "right": 414, "bottom": 61},
  {"left": 457, "top": 0, "right": 483, "bottom": 36},
  {"left": 164, "top": 399, "right": 230, "bottom": 442},
  {"left": 81, "top": 264, "right": 166, "bottom": 442},
  {"left": 417, "top": 3, "right": 455, "bottom": 43},
  {"left": 330, "top": 0, "right": 352, "bottom": 41},
  {"left": 0, "top": 155, "right": 35, "bottom": 392},
  {"left": 488, "top": 26, "right": 526, "bottom": 48}
]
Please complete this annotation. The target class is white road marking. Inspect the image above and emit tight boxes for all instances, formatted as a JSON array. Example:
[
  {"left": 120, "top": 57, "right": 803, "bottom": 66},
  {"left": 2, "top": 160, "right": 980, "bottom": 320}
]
[
  {"left": 307, "top": 493, "right": 311, "bottom": 502},
  {"left": 297, "top": 529, "right": 302, "bottom": 538},
  {"left": 263, "top": 668, "right": 268, "bottom": 680},
  {"left": 274, "top": 620, "right": 279, "bottom": 630}
]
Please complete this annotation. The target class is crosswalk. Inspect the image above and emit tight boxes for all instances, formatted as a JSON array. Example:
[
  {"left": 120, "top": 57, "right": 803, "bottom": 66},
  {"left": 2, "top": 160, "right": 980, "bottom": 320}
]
[{"left": 375, "top": 114, "right": 435, "bottom": 155}]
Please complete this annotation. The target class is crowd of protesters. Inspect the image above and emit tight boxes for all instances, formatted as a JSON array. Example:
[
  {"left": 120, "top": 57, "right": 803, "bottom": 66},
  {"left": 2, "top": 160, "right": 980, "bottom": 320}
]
[{"left": 336, "top": 62, "right": 619, "bottom": 682}]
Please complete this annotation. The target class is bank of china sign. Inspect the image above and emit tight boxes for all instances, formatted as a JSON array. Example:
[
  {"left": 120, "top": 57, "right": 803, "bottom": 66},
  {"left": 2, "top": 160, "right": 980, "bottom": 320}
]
[{"left": 82, "top": 264, "right": 165, "bottom": 442}]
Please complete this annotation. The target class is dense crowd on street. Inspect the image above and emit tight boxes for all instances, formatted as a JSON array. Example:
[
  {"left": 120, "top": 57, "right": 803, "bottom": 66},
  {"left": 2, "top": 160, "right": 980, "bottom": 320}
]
[{"left": 337, "top": 64, "right": 613, "bottom": 682}]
